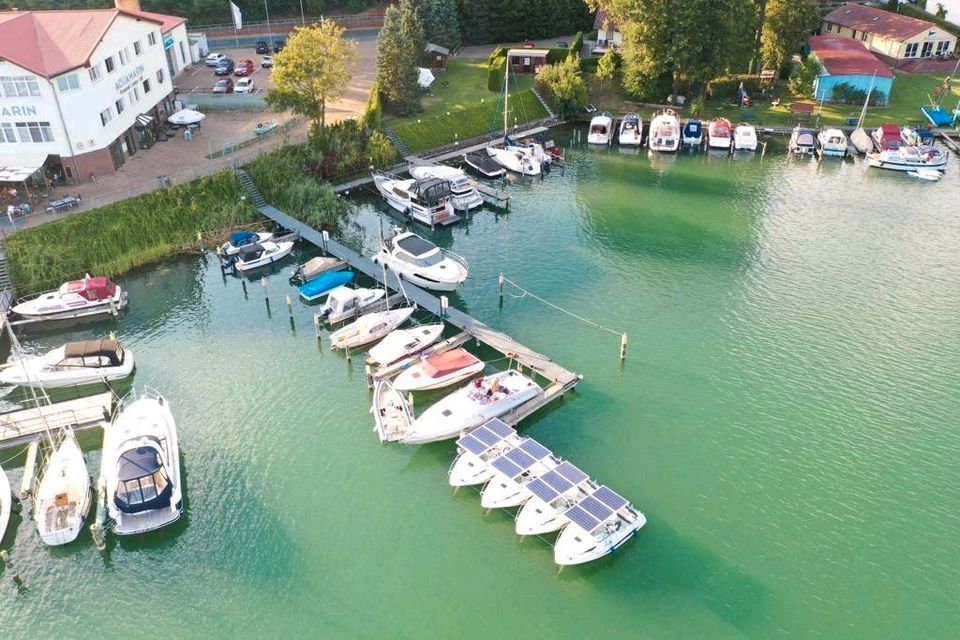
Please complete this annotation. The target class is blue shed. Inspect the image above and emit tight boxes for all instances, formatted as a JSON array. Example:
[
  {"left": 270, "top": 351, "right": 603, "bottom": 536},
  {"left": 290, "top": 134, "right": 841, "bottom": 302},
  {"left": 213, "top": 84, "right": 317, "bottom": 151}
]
[{"left": 809, "top": 35, "right": 895, "bottom": 105}]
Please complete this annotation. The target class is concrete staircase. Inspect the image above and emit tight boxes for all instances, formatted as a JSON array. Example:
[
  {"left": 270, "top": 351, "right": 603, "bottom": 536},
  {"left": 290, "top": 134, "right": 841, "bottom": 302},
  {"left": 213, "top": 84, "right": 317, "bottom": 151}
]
[
  {"left": 531, "top": 88, "right": 556, "bottom": 120},
  {"left": 236, "top": 169, "right": 267, "bottom": 209},
  {"left": 382, "top": 127, "right": 411, "bottom": 158}
]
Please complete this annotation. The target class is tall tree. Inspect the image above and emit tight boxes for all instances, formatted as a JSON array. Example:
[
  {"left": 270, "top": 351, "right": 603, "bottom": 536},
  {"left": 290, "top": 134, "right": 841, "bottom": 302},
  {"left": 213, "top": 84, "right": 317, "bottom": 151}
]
[
  {"left": 377, "top": 0, "right": 425, "bottom": 115},
  {"left": 415, "top": 0, "right": 462, "bottom": 51},
  {"left": 759, "top": 0, "right": 818, "bottom": 72},
  {"left": 265, "top": 19, "right": 357, "bottom": 128}
]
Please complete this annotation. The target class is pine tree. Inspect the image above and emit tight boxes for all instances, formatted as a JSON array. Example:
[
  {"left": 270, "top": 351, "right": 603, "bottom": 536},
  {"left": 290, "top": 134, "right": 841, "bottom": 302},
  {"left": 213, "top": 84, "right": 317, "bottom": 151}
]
[
  {"left": 415, "top": 0, "right": 462, "bottom": 51},
  {"left": 377, "top": 0, "right": 425, "bottom": 115}
]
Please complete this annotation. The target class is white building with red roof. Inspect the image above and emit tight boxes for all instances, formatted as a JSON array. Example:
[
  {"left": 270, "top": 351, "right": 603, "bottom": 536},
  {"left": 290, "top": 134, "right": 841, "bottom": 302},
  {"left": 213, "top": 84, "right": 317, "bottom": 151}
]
[
  {"left": 0, "top": 0, "right": 192, "bottom": 183},
  {"left": 822, "top": 3, "right": 957, "bottom": 63}
]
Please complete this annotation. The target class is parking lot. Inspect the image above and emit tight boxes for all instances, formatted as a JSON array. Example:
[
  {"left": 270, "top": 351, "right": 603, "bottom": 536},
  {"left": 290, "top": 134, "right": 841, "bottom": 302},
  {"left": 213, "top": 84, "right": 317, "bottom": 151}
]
[{"left": 176, "top": 47, "right": 278, "bottom": 95}]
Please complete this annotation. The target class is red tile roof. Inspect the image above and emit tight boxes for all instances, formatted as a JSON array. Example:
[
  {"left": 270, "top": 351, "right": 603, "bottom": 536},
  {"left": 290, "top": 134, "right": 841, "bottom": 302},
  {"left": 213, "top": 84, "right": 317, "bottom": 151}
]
[
  {"left": 824, "top": 3, "right": 938, "bottom": 41},
  {"left": 809, "top": 36, "right": 894, "bottom": 78},
  {"left": 594, "top": 9, "right": 619, "bottom": 32},
  {"left": 122, "top": 8, "right": 186, "bottom": 34},
  {"left": 0, "top": 9, "right": 176, "bottom": 78}
]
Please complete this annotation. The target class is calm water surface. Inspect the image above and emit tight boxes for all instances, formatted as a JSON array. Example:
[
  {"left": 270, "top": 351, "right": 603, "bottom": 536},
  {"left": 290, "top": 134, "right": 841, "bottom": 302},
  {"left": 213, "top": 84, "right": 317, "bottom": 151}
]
[{"left": 2, "top": 134, "right": 959, "bottom": 638}]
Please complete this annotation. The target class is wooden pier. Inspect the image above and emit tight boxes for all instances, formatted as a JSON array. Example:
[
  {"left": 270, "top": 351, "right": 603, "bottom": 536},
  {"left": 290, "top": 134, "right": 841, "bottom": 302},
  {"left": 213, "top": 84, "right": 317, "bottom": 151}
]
[{"left": 0, "top": 392, "right": 114, "bottom": 449}]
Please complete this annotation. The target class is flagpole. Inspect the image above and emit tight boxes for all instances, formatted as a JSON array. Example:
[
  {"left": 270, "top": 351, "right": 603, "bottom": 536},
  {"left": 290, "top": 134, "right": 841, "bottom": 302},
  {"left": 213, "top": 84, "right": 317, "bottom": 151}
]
[
  {"left": 263, "top": 0, "right": 274, "bottom": 49},
  {"left": 299, "top": 0, "right": 305, "bottom": 26}
]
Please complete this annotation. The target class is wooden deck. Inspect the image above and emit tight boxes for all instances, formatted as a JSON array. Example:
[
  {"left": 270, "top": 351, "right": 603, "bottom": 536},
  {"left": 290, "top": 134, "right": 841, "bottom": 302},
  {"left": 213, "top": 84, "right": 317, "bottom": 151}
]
[{"left": 0, "top": 392, "right": 114, "bottom": 449}]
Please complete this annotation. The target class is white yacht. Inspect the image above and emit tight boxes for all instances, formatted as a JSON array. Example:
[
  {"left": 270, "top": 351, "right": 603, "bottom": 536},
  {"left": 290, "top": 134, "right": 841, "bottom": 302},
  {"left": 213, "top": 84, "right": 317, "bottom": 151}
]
[
  {"left": 317, "top": 286, "right": 385, "bottom": 324},
  {"left": 448, "top": 418, "right": 520, "bottom": 487},
  {"left": 618, "top": 113, "right": 642, "bottom": 146},
  {"left": 0, "top": 462, "right": 10, "bottom": 543},
  {"left": 479, "top": 438, "right": 558, "bottom": 509},
  {"left": 733, "top": 124, "right": 758, "bottom": 151},
  {"left": 514, "top": 461, "right": 594, "bottom": 535},
  {"left": 372, "top": 378, "right": 413, "bottom": 443},
  {"left": 647, "top": 110, "right": 680, "bottom": 152},
  {"left": 35, "top": 430, "right": 91, "bottom": 546},
  {"left": 868, "top": 145, "right": 948, "bottom": 172},
  {"left": 392, "top": 347, "right": 485, "bottom": 392},
  {"left": 0, "top": 339, "right": 134, "bottom": 389},
  {"left": 401, "top": 370, "right": 543, "bottom": 445},
  {"left": 372, "top": 174, "right": 459, "bottom": 226},
  {"left": 368, "top": 323, "right": 444, "bottom": 367},
  {"left": 371, "top": 230, "right": 468, "bottom": 292},
  {"left": 219, "top": 230, "right": 273, "bottom": 256},
  {"left": 12, "top": 275, "right": 127, "bottom": 321},
  {"left": 587, "top": 113, "right": 614, "bottom": 145},
  {"left": 102, "top": 387, "right": 183, "bottom": 535},
  {"left": 817, "top": 128, "right": 849, "bottom": 157},
  {"left": 329, "top": 306, "right": 415, "bottom": 350},
  {"left": 486, "top": 145, "right": 541, "bottom": 176},
  {"left": 408, "top": 165, "right": 484, "bottom": 211},
  {"left": 553, "top": 486, "right": 646, "bottom": 566},
  {"left": 231, "top": 241, "right": 295, "bottom": 273},
  {"left": 506, "top": 136, "right": 554, "bottom": 166}
]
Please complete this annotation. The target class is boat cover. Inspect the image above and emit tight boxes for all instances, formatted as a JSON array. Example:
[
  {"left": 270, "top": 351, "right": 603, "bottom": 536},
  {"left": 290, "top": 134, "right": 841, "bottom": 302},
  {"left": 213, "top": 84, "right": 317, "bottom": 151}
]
[
  {"left": 114, "top": 444, "right": 173, "bottom": 514},
  {"left": 229, "top": 231, "right": 258, "bottom": 246},
  {"left": 683, "top": 120, "right": 702, "bottom": 136},
  {"left": 299, "top": 270, "right": 353, "bottom": 299},
  {"left": 238, "top": 243, "right": 265, "bottom": 260},
  {"left": 63, "top": 340, "right": 123, "bottom": 365},
  {"left": 711, "top": 119, "right": 731, "bottom": 136},
  {"left": 423, "top": 348, "right": 480, "bottom": 377},
  {"left": 63, "top": 276, "right": 117, "bottom": 301},
  {"left": 395, "top": 234, "right": 436, "bottom": 258}
]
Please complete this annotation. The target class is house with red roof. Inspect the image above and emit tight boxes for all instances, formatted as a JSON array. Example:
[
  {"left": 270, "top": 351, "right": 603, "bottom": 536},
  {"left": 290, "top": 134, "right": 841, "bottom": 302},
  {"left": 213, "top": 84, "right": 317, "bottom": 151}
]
[
  {"left": 808, "top": 36, "right": 895, "bottom": 104},
  {"left": 822, "top": 3, "right": 957, "bottom": 64},
  {"left": 593, "top": 9, "right": 622, "bottom": 54}
]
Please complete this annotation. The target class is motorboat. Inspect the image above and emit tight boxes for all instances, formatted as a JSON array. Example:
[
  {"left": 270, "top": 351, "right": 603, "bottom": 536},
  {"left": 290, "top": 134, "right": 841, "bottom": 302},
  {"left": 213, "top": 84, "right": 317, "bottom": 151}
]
[
  {"left": 317, "top": 286, "right": 385, "bottom": 324},
  {"left": 409, "top": 165, "right": 483, "bottom": 211},
  {"left": 733, "top": 124, "right": 758, "bottom": 151},
  {"left": 372, "top": 378, "right": 412, "bottom": 442},
  {"left": 478, "top": 438, "right": 558, "bottom": 509},
  {"left": 707, "top": 118, "right": 732, "bottom": 150},
  {"left": 617, "top": 113, "right": 642, "bottom": 146},
  {"left": 463, "top": 151, "right": 505, "bottom": 178},
  {"left": 219, "top": 230, "right": 272, "bottom": 256},
  {"left": 871, "top": 124, "right": 901, "bottom": 151},
  {"left": 368, "top": 323, "right": 444, "bottom": 367},
  {"left": 647, "top": 110, "right": 680, "bottom": 152},
  {"left": 817, "top": 128, "right": 849, "bottom": 157},
  {"left": 371, "top": 229, "right": 468, "bottom": 292},
  {"left": 12, "top": 275, "right": 127, "bottom": 321},
  {"left": 392, "top": 347, "right": 485, "bottom": 392},
  {"left": 850, "top": 127, "right": 873, "bottom": 154},
  {"left": 789, "top": 127, "right": 816, "bottom": 155},
  {"left": 901, "top": 125, "right": 933, "bottom": 147},
  {"left": 682, "top": 119, "right": 704, "bottom": 147},
  {"left": 505, "top": 135, "right": 553, "bottom": 166},
  {"left": 102, "top": 387, "right": 183, "bottom": 535},
  {"left": 35, "top": 430, "right": 91, "bottom": 546},
  {"left": 486, "top": 145, "right": 541, "bottom": 176},
  {"left": 229, "top": 241, "right": 295, "bottom": 273},
  {"left": 372, "top": 174, "right": 459, "bottom": 226},
  {"left": 0, "top": 462, "right": 10, "bottom": 543},
  {"left": 541, "top": 139, "right": 565, "bottom": 165},
  {"left": 908, "top": 168, "right": 943, "bottom": 181},
  {"left": 553, "top": 485, "right": 646, "bottom": 566},
  {"left": 448, "top": 418, "right": 520, "bottom": 487},
  {"left": 867, "top": 145, "right": 948, "bottom": 172},
  {"left": 297, "top": 269, "right": 353, "bottom": 302},
  {"left": 401, "top": 369, "right": 543, "bottom": 445},
  {"left": 290, "top": 256, "right": 347, "bottom": 284},
  {"left": 514, "top": 461, "right": 595, "bottom": 535},
  {"left": 329, "top": 306, "right": 415, "bottom": 350},
  {"left": 0, "top": 339, "right": 134, "bottom": 388},
  {"left": 587, "top": 112, "right": 614, "bottom": 145}
]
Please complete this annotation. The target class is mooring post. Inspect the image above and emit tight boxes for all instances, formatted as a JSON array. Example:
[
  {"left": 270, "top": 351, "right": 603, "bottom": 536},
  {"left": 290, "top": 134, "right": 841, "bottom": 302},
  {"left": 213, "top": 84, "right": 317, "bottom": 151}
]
[
  {"left": 620, "top": 333, "right": 628, "bottom": 361},
  {"left": 365, "top": 364, "right": 373, "bottom": 389},
  {"left": 286, "top": 294, "right": 293, "bottom": 317},
  {"left": 440, "top": 295, "right": 448, "bottom": 319},
  {"left": 196, "top": 231, "right": 203, "bottom": 252},
  {"left": 498, "top": 272, "right": 504, "bottom": 302},
  {"left": 314, "top": 314, "right": 322, "bottom": 340},
  {"left": 241, "top": 279, "right": 248, "bottom": 299},
  {"left": 322, "top": 229, "right": 330, "bottom": 254}
]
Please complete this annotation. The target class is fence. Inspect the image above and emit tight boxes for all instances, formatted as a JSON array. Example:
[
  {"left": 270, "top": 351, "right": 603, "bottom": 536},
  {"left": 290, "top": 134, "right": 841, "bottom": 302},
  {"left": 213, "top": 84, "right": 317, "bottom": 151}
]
[
  {"left": 181, "top": 92, "right": 268, "bottom": 111},
  {"left": 194, "top": 12, "right": 384, "bottom": 40}
]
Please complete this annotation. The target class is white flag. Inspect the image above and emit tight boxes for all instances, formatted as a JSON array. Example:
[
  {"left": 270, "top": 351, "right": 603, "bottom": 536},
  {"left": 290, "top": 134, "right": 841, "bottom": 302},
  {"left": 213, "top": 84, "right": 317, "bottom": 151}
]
[{"left": 230, "top": 1, "right": 243, "bottom": 30}]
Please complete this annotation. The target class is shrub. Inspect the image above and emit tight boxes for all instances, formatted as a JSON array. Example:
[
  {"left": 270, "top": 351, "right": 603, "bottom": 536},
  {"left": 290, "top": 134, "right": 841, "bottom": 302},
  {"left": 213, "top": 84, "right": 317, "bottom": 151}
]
[
  {"left": 536, "top": 55, "right": 588, "bottom": 120},
  {"left": 570, "top": 31, "right": 584, "bottom": 58},
  {"left": 488, "top": 46, "right": 507, "bottom": 64},
  {"left": 488, "top": 56, "right": 506, "bottom": 92},
  {"left": 708, "top": 74, "right": 764, "bottom": 99},
  {"left": 369, "top": 130, "right": 399, "bottom": 167},
  {"left": 361, "top": 80, "right": 383, "bottom": 130},
  {"left": 789, "top": 56, "right": 821, "bottom": 96}
]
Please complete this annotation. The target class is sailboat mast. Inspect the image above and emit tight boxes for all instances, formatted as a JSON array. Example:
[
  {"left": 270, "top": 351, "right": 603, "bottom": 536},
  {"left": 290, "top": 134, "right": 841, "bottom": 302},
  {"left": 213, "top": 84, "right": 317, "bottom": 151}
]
[
  {"left": 503, "top": 54, "right": 509, "bottom": 134},
  {"left": 857, "top": 73, "right": 875, "bottom": 129}
]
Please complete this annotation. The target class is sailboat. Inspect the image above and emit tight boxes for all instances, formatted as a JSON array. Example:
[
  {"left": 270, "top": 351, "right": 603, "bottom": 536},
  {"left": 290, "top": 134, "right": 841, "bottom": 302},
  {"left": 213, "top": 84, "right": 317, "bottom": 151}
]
[
  {"left": 0, "top": 462, "right": 11, "bottom": 543},
  {"left": 850, "top": 74, "right": 876, "bottom": 154},
  {"left": 487, "top": 57, "right": 541, "bottom": 176}
]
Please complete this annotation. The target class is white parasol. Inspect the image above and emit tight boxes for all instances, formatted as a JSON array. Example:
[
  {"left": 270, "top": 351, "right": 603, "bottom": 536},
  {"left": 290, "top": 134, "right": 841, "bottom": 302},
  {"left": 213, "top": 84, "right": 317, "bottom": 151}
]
[{"left": 168, "top": 109, "right": 206, "bottom": 126}]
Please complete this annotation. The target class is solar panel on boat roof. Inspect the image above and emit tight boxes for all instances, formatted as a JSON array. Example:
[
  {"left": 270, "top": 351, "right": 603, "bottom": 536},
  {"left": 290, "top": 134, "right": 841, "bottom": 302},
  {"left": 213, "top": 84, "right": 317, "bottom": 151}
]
[
  {"left": 471, "top": 425, "right": 502, "bottom": 447},
  {"left": 579, "top": 496, "right": 613, "bottom": 522},
  {"left": 518, "top": 439, "right": 551, "bottom": 460},
  {"left": 483, "top": 418, "right": 514, "bottom": 438},
  {"left": 527, "top": 478, "right": 560, "bottom": 502},
  {"left": 565, "top": 505, "right": 600, "bottom": 532},
  {"left": 491, "top": 456, "right": 522, "bottom": 478},
  {"left": 555, "top": 462, "right": 587, "bottom": 484},
  {"left": 458, "top": 434, "right": 488, "bottom": 455},
  {"left": 594, "top": 486, "right": 628, "bottom": 511},
  {"left": 503, "top": 446, "right": 537, "bottom": 471},
  {"left": 540, "top": 470, "right": 573, "bottom": 494}
]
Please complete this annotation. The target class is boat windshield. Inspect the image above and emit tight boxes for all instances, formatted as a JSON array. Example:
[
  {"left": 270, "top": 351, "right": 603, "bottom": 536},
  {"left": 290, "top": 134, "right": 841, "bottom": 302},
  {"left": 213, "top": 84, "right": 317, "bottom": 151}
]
[
  {"left": 114, "top": 445, "right": 173, "bottom": 514},
  {"left": 398, "top": 250, "right": 443, "bottom": 267}
]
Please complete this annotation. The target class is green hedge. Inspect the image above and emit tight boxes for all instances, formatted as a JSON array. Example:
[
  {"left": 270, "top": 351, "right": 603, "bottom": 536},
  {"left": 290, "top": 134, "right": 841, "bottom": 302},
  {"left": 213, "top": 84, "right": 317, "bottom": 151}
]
[
  {"left": 570, "top": 31, "right": 583, "bottom": 57},
  {"left": 361, "top": 80, "right": 383, "bottom": 131},
  {"left": 488, "top": 46, "right": 508, "bottom": 64},
  {"left": 708, "top": 74, "right": 764, "bottom": 99},
  {"left": 488, "top": 56, "right": 507, "bottom": 92}
]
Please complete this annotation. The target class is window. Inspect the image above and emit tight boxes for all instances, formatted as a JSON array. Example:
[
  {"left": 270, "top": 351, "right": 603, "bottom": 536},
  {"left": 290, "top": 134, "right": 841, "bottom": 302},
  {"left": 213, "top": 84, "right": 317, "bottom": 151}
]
[
  {"left": 132, "top": 86, "right": 140, "bottom": 102},
  {"left": 905, "top": 42, "right": 918, "bottom": 57},
  {"left": 115, "top": 97, "right": 125, "bottom": 114},
  {"left": 148, "top": 32, "right": 157, "bottom": 46},
  {"left": 119, "top": 48, "right": 129, "bottom": 65},
  {"left": 56, "top": 73, "right": 80, "bottom": 92},
  {"left": 89, "top": 63, "right": 104, "bottom": 83},
  {"left": 921, "top": 41, "right": 934, "bottom": 57},
  {"left": 826, "top": 23, "right": 833, "bottom": 33},
  {"left": 156, "top": 68, "right": 165, "bottom": 84},
  {"left": 134, "top": 40, "right": 143, "bottom": 56},
  {"left": 105, "top": 56, "right": 115, "bottom": 73},
  {"left": 0, "top": 123, "right": 16, "bottom": 143},
  {"left": 937, "top": 40, "right": 950, "bottom": 55},
  {"left": 0, "top": 75, "right": 40, "bottom": 97},
  {"left": 861, "top": 32, "right": 867, "bottom": 42},
  {"left": 39, "top": 122, "right": 53, "bottom": 142},
  {"left": 142, "top": 78, "right": 151, "bottom": 93},
  {"left": 13, "top": 122, "right": 53, "bottom": 143},
  {"left": 100, "top": 107, "right": 113, "bottom": 126},
  {"left": 179, "top": 41, "right": 187, "bottom": 65}
]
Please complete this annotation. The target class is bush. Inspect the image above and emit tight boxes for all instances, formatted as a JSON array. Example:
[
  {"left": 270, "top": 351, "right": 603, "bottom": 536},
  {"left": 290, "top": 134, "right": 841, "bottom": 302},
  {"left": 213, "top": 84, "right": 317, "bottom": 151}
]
[
  {"left": 488, "top": 46, "right": 507, "bottom": 64},
  {"left": 708, "top": 74, "right": 764, "bottom": 99},
  {"left": 536, "top": 55, "right": 588, "bottom": 120},
  {"left": 546, "top": 47, "right": 571, "bottom": 64},
  {"left": 361, "top": 80, "right": 383, "bottom": 130},
  {"left": 488, "top": 56, "right": 506, "bottom": 92},
  {"left": 789, "top": 56, "right": 821, "bottom": 96},
  {"left": 570, "top": 31, "right": 583, "bottom": 58}
]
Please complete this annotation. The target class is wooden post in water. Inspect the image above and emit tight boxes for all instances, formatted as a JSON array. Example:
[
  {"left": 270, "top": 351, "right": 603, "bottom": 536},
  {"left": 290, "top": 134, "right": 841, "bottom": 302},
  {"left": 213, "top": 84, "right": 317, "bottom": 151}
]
[
  {"left": 241, "top": 279, "right": 248, "bottom": 299},
  {"left": 196, "top": 231, "right": 203, "bottom": 252},
  {"left": 620, "top": 333, "right": 628, "bottom": 361},
  {"left": 321, "top": 229, "right": 330, "bottom": 254},
  {"left": 365, "top": 364, "right": 373, "bottom": 389},
  {"left": 498, "top": 273, "right": 504, "bottom": 302},
  {"left": 440, "top": 295, "right": 448, "bottom": 319},
  {"left": 286, "top": 294, "right": 293, "bottom": 317},
  {"left": 314, "top": 314, "right": 322, "bottom": 340}
]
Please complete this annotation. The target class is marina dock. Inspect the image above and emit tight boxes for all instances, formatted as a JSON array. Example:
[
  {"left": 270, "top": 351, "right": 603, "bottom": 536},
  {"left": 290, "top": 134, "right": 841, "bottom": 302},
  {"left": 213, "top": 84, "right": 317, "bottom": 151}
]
[{"left": 0, "top": 391, "right": 114, "bottom": 448}]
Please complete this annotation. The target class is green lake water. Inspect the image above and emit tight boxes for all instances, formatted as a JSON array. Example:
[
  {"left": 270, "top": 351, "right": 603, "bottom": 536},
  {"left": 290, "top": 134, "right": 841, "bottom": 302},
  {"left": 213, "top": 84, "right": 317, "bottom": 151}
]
[{"left": 2, "top": 134, "right": 959, "bottom": 638}]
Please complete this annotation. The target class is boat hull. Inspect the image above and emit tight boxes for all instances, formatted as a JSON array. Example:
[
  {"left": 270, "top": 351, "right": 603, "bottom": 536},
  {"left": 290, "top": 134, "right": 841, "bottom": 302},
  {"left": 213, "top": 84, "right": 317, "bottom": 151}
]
[
  {"left": 392, "top": 357, "right": 485, "bottom": 392},
  {"left": 554, "top": 514, "right": 646, "bottom": 566},
  {"left": 36, "top": 432, "right": 91, "bottom": 546},
  {"left": 235, "top": 241, "right": 295, "bottom": 272},
  {"left": 0, "top": 356, "right": 135, "bottom": 389},
  {"left": 372, "top": 379, "right": 412, "bottom": 442},
  {"left": 12, "top": 291, "right": 127, "bottom": 321},
  {"left": 330, "top": 307, "right": 416, "bottom": 350},
  {"left": 0, "top": 463, "right": 9, "bottom": 543},
  {"left": 867, "top": 156, "right": 948, "bottom": 171},
  {"left": 515, "top": 496, "right": 571, "bottom": 536}
]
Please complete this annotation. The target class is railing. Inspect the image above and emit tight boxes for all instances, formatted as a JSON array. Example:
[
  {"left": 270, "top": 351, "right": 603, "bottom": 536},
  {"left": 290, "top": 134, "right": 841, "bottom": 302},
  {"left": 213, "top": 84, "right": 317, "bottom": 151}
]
[{"left": 194, "top": 12, "right": 384, "bottom": 38}]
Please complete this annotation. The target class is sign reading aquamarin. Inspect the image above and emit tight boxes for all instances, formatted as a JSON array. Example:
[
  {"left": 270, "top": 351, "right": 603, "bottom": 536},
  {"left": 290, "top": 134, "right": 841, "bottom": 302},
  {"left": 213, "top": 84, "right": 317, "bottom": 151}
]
[
  {"left": 0, "top": 105, "right": 38, "bottom": 117},
  {"left": 115, "top": 64, "right": 146, "bottom": 92}
]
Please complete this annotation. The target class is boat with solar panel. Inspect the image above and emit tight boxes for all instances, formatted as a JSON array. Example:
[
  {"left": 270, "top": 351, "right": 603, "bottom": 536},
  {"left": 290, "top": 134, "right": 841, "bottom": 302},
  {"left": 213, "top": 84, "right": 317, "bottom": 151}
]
[
  {"left": 478, "top": 438, "right": 559, "bottom": 509},
  {"left": 448, "top": 418, "right": 521, "bottom": 486},
  {"left": 368, "top": 323, "right": 444, "bottom": 367},
  {"left": 371, "top": 230, "right": 468, "bottom": 292},
  {"left": 317, "top": 286, "right": 386, "bottom": 324},
  {"left": 391, "top": 347, "right": 485, "bottom": 392},
  {"left": 401, "top": 369, "right": 543, "bottom": 445},
  {"left": 219, "top": 230, "right": 273, "bottom": 256},
  {"left": 329, "top": 306, "right": 416, "bottom": 350},
  {"left": 553, "top": 486, "right": 646, "bottom": 566},
  {"left": 372, "top": 378, "right": 413, "bottom": 442},
  {"left": 514, "top": 461, "right": 596, "bottom": 535}
]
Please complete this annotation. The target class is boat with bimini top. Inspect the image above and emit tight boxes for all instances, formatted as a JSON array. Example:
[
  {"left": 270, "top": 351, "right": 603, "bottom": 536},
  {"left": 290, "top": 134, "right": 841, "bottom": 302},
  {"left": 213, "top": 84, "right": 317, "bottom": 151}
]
[
  {"left": 12, "top": 275, "right": 127, "bottom": 321},
  {"left": 0, "top": 339, "right": 134, "bottom": 388},
  {"left": 372, "top": 229, "right": 468, "bottom": 292},
  {"left": 392, "top": 347, "right": 485, "bottom": 392}
]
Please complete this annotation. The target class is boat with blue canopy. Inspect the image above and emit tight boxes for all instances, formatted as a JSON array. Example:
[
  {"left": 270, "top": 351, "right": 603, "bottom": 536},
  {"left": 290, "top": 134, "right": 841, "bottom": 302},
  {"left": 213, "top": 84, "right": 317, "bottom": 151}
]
[
  {"left": 298, "top": 269, "right": 353, "bottom": 301},
  {"left": 220, "top": 230, "right": 273, "bottom": 256},
  {"left": 682, "top": 119, "right": 703, "bottom": 147}
]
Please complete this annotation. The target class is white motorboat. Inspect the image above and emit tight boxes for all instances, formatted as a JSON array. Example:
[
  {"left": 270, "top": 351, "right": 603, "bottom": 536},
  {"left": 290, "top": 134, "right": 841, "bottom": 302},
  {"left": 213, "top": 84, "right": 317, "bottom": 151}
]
[
  {"left": 219, "top": 230, "right": 273, "bottom": 256},
  {"left": 908, "top": 169, "right": 943, "bottom": 181},
  {"left": 317, "top": 286, "right": 385, "bottom": 324},
  {"left": 618, "top": 113, "right": 642, "bottom": 146},
  {"left": 463, "top": 151, "right": 506, "bottom": 178},
  {"left": 12, "top": 275, "right": 127, "bottom": 321},
  {"left": 871, "top": 123, "right": 902, "bottom": 151},
  {"left": 733, "top": 124, "right": 758, "bottom": 151},
  {"left": 329, "top": 306, "right": 415, "bottom": 350},
  {"left": 707, "top": 118, "right": 732, "bottom": 150},
  {"left": 506, "top": 135, "right": 553, "bottom": 166},
  {"left": 230, "top": 241, "right": 295, "bottom": 272},
  {"left": 817, "top": 128, "right": 849, "bottom": 157},
  {"left": 372, "top": 174, "right": 459, "bottom": 226},
  {"left": 868, "top": 145, "right": 948, "bottom": 172},
  {"left": 102, "top": 387, "right": 182, "bottom": 535},
  {"left": 514, "top": 461, "right": 595, "bottom": 535},
  {"left": 392, "top": 347, "right": 485, "bottom": 392},
  {"left": 448, "top": 418, "right": 520, "bottom": 487},
  {"left": 553, "top": 485, "right": 646, "bottom": 566},
  {"left": 486, "top": 145, "right": 541, "bottom": 176},
  {"left": 479, "top": 438, "right": 557, "bottom": 509},
  {"left": 0, "top": 339, "right": 134, "bottom": 389},
  {"left": 789, "top": 127, "right": 816, "bottom": 155},
  {"left": 35, "top": 430, "right": 91, "bottom": 546},
  {"left": 368, "top": 323, "right": 444, "bottom": 367},
  {"left": 587, "top": 113, "right": 614, "bottom": 145},
  {"left": 372, "top": 378, "right": 413, "bottom": 442},
  {"left": 401, "top": 369, "right": 543, "bottom": 445},
  {"left": 0, "top": 462, "right": 11, "bottom": 543},
  {"left": 647, "top": 110, "right": 680, "bottom": 152},
  {"left": 409, "top": 165, "right": 484, "bottom": 211},
  {"left": 290, "top": 256, "right": 347, "bottom": 284},
  {"left": 372, "top": 229, "right": 468, "bottom": 292},
  {"left": 900, "top": 125, "right": 933, "bottom": 147}
]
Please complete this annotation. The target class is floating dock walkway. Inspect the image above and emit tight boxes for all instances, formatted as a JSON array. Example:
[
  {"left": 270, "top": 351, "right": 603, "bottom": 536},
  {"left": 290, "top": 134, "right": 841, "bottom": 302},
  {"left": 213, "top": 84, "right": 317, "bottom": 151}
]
[
  {"left": 237, "top": 170, "right": 581, "bottom": 425},
  {"left": 0, "top": 391, "right": 114, "bottom": 448}
]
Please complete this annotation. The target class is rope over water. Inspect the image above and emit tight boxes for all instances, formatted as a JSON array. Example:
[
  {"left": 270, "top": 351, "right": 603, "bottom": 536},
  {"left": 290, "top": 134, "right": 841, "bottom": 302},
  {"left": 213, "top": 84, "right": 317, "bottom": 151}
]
[{"left": 500, "top": 275, "right": 625, "bottom": 338}]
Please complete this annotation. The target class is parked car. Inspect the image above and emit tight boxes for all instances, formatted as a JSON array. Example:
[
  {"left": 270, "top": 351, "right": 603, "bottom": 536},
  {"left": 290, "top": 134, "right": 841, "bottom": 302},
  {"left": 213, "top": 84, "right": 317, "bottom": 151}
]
[
  {"left": 205, "top": 52, "right": 226, "bottom": 66},
  {"left": 214, "top": 58, "right": 235, "bottom": 75},
  {"left": 234, "top": 78, "right": 255, "bottom": 94},
  {"left": 260, "top": 55, "right": 273, "bottom": 68},
  {"left": 255, "top": 40, "right": 270, "bottom": 54},
  {"left": 273, "top": 39, "right": 285, "bottom": 53},
  {"left": 234, "top": 59, "right": 255, "bottom": 76},
  {"left": 556, "top": 41, "right": 568, "bottom": 48},
  {"left": 213, "top": 78, "right": 234, "bottom": 93}
]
